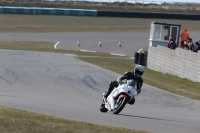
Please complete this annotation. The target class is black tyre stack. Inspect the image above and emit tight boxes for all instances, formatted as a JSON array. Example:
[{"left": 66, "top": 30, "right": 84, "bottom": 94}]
[
  {"left": 134, "top": 52, "right": 148, "bottom": 66},
  {"left": 134, "top": 52, "right": 139, "bottom": 64},
  {"left": 138, "top": 53, "right": 144, "bottom": 66}
]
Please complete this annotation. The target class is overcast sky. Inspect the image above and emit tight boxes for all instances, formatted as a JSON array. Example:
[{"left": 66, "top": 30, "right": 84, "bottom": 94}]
[
  {"left": 153, "top": 0, "right": 199, "bottom": 3},
  {"left": 104, "top": 0, "right": 200, "bottom": 3}
]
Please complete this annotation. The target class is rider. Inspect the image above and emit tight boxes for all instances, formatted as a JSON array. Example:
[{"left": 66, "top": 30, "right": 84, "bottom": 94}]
[{"left": 103, "top": 65, "right": 144, "bottom": 104}]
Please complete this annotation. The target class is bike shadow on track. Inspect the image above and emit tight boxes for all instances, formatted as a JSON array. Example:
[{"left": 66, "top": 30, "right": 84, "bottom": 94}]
[{"left": 117, "top": 114, "right": 190, "bottom": 124}]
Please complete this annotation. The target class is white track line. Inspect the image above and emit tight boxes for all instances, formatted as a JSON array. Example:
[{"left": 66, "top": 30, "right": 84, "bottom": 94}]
[
  {"left": 138, "top": 48, "right": 143, "bottom": 53},
  {"left": 80, "top": 49, "right": 96, "bottom": 53},
  {"left": 110, "top": 53, "right": 126, "bottom": 56},
  {"left": 54, "top": 41, "right": 60, "bottom": 49},
  {"left": 81, "top": 49, "right": 126, "bottom": 56}
]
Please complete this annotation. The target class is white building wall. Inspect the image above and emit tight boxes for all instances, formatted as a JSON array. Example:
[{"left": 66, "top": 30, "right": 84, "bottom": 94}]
[{"left": 147, "top": 46, "right": 200, "bottom": 82}]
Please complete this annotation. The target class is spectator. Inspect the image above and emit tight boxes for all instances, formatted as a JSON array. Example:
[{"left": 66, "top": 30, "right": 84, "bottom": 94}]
[
  {"left": 193, "top": 41, "right": 200, "bottom": 53},
  {"left": 180, "top": 30, "right": 190, "bottom": 49},
  {"left": 187, "top": 38, "right": 195, "bottom": 51},
  {"left": 168, "top": 36, "right": 176, "bottom": 49}
]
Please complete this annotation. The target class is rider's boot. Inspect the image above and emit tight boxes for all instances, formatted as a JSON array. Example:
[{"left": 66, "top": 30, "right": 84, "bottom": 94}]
[
  {"left": 103, "top": 81, "right": 118, "bottom": 98},
  {"left": 103, "top": 87, "right": 113, "bottom": 98},
  {"left": 128, "top": 97, "right": 135, "bottom": 105}
]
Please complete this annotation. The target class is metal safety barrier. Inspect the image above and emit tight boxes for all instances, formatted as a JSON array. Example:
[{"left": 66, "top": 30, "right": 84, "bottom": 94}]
[{"left": 0, "top": 6, "right": 97, "bottom": 16}]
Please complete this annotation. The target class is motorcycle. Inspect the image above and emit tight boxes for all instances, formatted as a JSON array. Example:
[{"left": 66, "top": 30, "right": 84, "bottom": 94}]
[{"left": 100, "top": 80, "right": 138, "bottom": 114}]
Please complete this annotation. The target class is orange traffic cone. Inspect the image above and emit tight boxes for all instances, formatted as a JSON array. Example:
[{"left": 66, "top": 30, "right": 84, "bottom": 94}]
[
  {"left": 77, "top": 40, "right": 80, "bottom": 47},
  {"left": 118, "top": 41, "right": 121, "bottom": 47},
  {"left": 98, "top": 40, "right": 102, "bottom": 47}
]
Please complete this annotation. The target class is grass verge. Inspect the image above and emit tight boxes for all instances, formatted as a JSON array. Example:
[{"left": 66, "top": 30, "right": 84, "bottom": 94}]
[
  {"left": 1, "top": 41, "right": 200, "bottom": 101},
  {"left": 1, "top": 14, "right": 200, "bottom": 33},
  {"left": 0, "top": 106, "right": 148, "bottom": 133},
  {"left": 78, "top": 52, "right": 200, "bottom": 101}
]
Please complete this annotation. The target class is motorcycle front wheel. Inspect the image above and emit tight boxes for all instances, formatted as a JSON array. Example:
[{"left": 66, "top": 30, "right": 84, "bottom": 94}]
[{"left": 113, "top": 97, "right": 128, "bottom": 114}]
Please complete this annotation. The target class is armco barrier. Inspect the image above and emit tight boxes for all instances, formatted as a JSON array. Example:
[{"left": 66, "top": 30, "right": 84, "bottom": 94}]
[
  {"left": 97, "top": 10, "right": 200, "bottom": 20},
  {"left": 0, "top": 6, "right": 97, "bottom": 16}
]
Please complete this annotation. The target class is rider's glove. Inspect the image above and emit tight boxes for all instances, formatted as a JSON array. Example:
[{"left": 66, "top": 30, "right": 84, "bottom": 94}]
[{"left": 117, "top": 76, "right": 122, "bottom": 83}]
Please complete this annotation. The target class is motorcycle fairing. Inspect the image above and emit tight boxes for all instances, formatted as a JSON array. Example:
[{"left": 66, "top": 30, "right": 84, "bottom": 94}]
[{"left": 106, "top": 82, "right": 137, "bottom": 110}]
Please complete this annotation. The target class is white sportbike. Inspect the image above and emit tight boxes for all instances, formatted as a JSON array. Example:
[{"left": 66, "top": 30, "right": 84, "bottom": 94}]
[{"left": 100, "top": 80, "right": 138, "bottom": 114}]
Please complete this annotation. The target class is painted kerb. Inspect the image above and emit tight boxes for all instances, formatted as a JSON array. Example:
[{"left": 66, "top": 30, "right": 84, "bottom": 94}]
[
  {"left": 0, "top": 7, "right": 97, "bottom": 16},
  {"left": 147, "top": 46, "right": 200, "bottom": 82}
]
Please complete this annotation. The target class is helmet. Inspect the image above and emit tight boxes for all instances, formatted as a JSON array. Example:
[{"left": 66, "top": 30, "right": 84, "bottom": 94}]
[
  {"left": 134, "top": 65, "right": 144, "bottom": 77},
  {"left": 170, "top": 36, "right": 173, "bottom": 40}
]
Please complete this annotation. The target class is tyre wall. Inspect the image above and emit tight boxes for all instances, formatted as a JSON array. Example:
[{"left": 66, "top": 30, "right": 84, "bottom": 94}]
[
  {"left": 97, "top": 10, "right": 200, "bottom": 20},
  {"left": 0, "top": 6, "right": 97, "bottom": 16}
]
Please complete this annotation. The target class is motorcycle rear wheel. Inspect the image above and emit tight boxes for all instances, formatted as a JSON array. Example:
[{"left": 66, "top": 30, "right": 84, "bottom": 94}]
[{"left": 113, "top": 97, "right": 128, "bottom": 114}]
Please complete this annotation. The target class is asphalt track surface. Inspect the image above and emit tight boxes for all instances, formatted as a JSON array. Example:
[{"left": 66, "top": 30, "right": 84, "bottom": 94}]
[
  {"left": 0, "top": 49, "right": 200, "bottom": 133},
  {"left": 1, "top": 32, "right": 200, "bottom": 133},
  {"left": 0, "top": 32, "right": 150, "bottom": 56}
]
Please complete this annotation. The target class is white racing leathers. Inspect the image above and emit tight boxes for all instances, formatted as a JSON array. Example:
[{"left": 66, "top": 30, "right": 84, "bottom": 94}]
[{"left": 106, "top": 80, "right": 138, "bottom": 110}]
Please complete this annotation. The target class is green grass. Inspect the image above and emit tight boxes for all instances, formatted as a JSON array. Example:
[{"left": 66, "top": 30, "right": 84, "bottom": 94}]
[
  {"left": 0, "top": 106, "right": 148, "bottom": 133},
  {"left": 78, "top": 54, "right": 200, "bottom": 101},
  {"left": 1, "top": 14, "right": 200, "bottom": 33}
]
